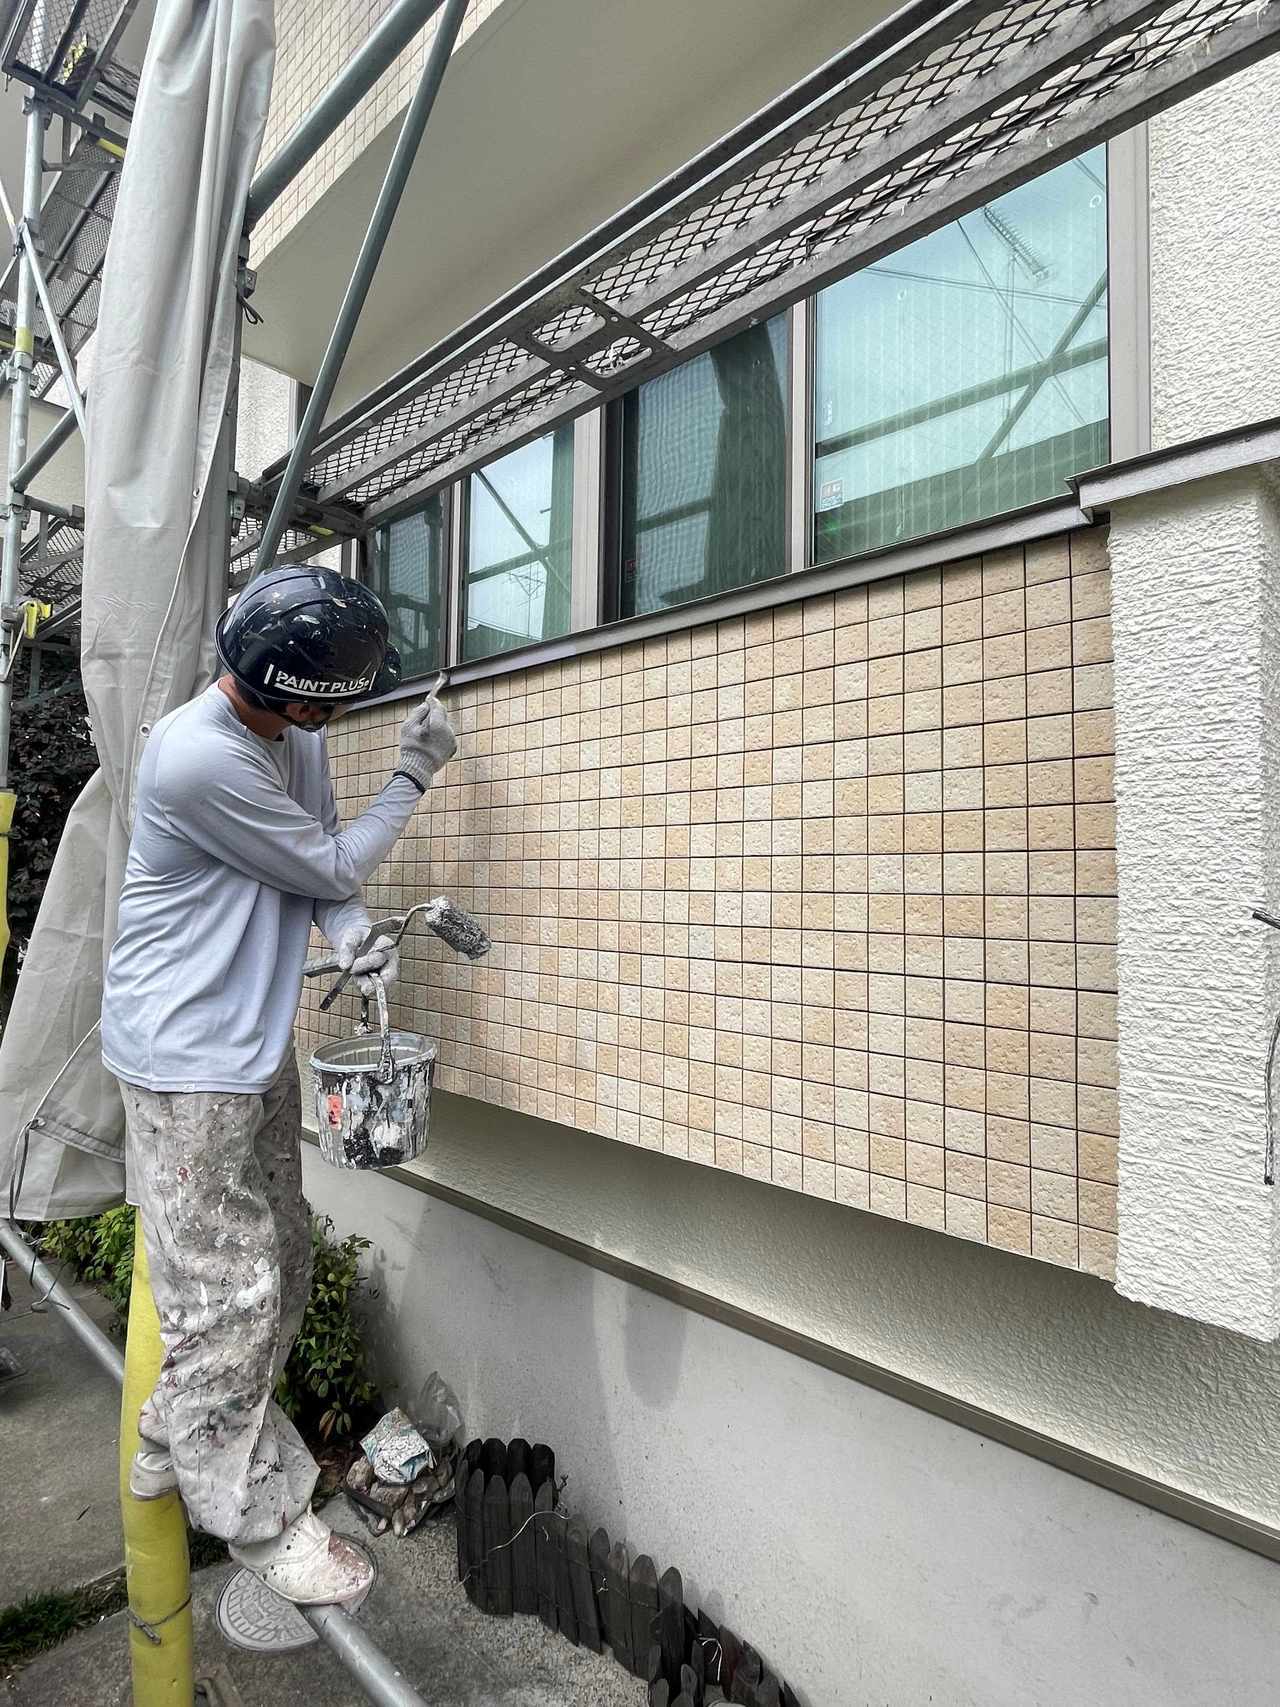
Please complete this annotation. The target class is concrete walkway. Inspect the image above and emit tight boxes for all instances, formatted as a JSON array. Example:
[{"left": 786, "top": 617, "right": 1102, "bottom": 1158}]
[
  {"left": 0, "top": 1256, "right": 124, "bottom": 1599},
  {"left": 4, "top": 1516, "right": 647, "bottom": 1706},
  {"left": 0, "top": 1263, "right": 645, "bottom": 1707}
]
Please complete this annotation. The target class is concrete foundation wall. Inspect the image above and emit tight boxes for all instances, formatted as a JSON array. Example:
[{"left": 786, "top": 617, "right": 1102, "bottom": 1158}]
[{"left": 301, "top": 1134, "right": 1280, "bottom": 1706}]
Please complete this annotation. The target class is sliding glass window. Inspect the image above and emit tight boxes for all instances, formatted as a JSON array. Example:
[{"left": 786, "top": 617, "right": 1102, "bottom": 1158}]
[
  {"left": 612, "top": 316, "right": 788, "bottom": 619},
  {"left": 813, "top": 148, "right": 1109, "bottom": 564},
  {"left": 462, "top": 426, "right": 574, "bottom": 661},
  {"left": 368, "top": 496, "right": 446, "bottom": 680}
]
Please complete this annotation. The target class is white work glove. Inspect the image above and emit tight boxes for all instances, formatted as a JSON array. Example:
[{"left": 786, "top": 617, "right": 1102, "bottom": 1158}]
[
  {"left": 396, "top": 696, "right": 456, "bottom": 791},
  {"left": 336, "top": 927, "right": 400, "bottom": 997}
]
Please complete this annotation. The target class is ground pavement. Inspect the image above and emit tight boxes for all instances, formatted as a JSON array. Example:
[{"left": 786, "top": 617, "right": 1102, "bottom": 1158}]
[{"left": 0, "top": 1261, "right": 644, "bottom": 1707}]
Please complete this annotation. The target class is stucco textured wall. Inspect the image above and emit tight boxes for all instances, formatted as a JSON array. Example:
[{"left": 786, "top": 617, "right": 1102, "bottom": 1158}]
[
  {"left": 1109, "top": 471, "right": 1280, "bottom": 1337},
  {"left": 1148, "top": 57, "right": 1280, "bottom": 448}
]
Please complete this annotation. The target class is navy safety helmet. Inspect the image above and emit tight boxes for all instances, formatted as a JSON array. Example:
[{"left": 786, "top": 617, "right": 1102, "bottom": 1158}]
[{"left": 215, "top": 565, "right": 402, "bottom": 705}]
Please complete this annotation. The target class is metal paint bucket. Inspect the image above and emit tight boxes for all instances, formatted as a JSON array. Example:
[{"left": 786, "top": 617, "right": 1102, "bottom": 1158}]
[{"left": 309, "top": 978, "right": 436, "bottom": 1170}]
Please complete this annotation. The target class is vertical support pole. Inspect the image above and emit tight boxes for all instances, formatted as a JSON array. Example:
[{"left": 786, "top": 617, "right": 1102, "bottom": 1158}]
[
  {"left": 0, "top": 100, "right": 45, "bottom": 791},
  {"left": 120, "top": 1217, "right": 194, "bottom": 1706},
  {"left": 253, "top": 0, "right": 469, "bottom": 577},
  {"left": 219, "top": 233, "right": 250, "bottom": 613}
]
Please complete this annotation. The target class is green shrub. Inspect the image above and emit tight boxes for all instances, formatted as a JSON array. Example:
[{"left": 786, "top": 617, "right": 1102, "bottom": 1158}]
[
  {"left": 36, "top": 1204, "right": 135, "bottom": 1326},
  {"left": 2, "top": 656, "right": 95, "bottom": 1021},
  {"left": 276, "top": 1215, "right": 379, "bottom": 1442},
  {"left": 32, "top": 1206, "right": 378, "bottom": 1442}
]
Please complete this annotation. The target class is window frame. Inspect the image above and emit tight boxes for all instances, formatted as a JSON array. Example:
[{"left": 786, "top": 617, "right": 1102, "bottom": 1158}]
[
  {"left": 362, "top": 484, "right": 453, "bottom": 682},
  {"left": 601, "top": 310, "right": 796, "bottom": 623}
]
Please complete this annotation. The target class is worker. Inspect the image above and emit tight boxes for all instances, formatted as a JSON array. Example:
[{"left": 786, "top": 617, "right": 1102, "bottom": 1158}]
[{"left": 99, "top": 565, "right": 455, "bottom": 1606}]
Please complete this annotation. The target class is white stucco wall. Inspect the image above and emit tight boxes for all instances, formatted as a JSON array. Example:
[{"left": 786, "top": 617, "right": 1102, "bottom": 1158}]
[
  {"left": 1148, "top": 57, "right": 1280, "bottom": 448},
  {"left": 301, "top": 1123, "right": 1280, "bottom": 1705},
  {"left": 1109, "top": 471, "right": 1280, "bottom": 1336},
  {"left": 234, "top": 357, "right": 292, "bottom": 482},
  {"left": 301, "top": 1088, "right": 1280, "bottom": 1528},
  {"left": 1, "top": 394, "right": 85, "bottom": 518}
]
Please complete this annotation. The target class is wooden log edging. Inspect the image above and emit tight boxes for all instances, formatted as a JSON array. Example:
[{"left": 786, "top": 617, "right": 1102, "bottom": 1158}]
[{"left": 453, "top": 1436, "right": 799, "bottom": 1706}]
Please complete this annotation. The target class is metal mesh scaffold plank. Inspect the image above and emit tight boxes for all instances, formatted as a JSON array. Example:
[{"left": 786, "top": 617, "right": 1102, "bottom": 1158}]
[
  {"left": 0, "top": 130, "right": 119, "bottom": 399},
  {"left": 269, "top": 0, "right": 1280, "bottom": 528},
  {"left": 1, "top": 0, "right": 141, "bottom": 124},
  {"left": 18, "top": 507, "right": 83, "bottom": 608}
]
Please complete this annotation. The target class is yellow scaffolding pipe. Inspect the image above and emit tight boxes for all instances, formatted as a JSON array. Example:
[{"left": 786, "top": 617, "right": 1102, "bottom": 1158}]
[
  {"left": 119, "top": 1218, "right": 195, "bottom": 1705},
  {"left": 0, "top": 787, "right": 13, "bottom": 982}
]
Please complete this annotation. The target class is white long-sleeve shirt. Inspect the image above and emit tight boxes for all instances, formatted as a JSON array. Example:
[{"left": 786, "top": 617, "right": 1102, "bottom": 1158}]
[{"left": 101, "top": 684, "right": 420, "bottom": 1092}]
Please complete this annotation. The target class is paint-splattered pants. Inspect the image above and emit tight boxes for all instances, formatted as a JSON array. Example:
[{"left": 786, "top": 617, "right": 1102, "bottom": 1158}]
[{"left": 120, "top": 1056, "right": 319, "bottom": 1543}]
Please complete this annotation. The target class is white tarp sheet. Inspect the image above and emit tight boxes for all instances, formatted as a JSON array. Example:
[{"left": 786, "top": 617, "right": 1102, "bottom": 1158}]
[{"left": 0, "top": 0, "right": 275, "bottom": 1218}]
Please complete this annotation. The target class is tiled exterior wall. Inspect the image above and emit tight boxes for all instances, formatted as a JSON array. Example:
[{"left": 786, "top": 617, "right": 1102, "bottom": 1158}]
[
  {"left": 298, "top": 530, "right": 1120, "bottom": 1278},
  {"left": 258, "top": 0, "right": 500, "bottom": 258}
]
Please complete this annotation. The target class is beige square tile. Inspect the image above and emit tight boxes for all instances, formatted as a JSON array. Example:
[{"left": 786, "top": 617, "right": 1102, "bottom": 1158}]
[
  {"left": 906, "top": 1139, "right": 946, "bottom": 1188},
  {"left": 985, "top": 1026, "right": 1029, "bottom": 1075},
  {"left": 1077, "top": 991, "right": 1118, "bottom": 1042},
  {"left": 904, "top": 568, "right": 943, "bottom": 611},
  {"left": 1074, "top": 663, "right": 1114, "bottom": 712},
  {"left": 988, "top": 1159, "right": 1031, "bottom": 1210},
  {"left": 1024, "top": 537, "right": 1071, "bottom": 586},
  {"left": 1074, "top": 756, "right": 1114, "bottom": 803},
  {"left": 983, "top": 589, "right": 1025, "bottom": 637},
  {"left": 1024, "top": 578, "right": 1071, "bottom": 630},
  {"left": 1079, "top": 1179, "right": 1118, "bottom": 1232},
  {"left": 1027, "top": 714, "right": 1074, "bottom": 762},
  {"left": 1069, "top": 531, "right": 1109, "bottom": 578},
  {"left": 869, "top": 1174, "right": 907, "bottom": 1219},
  {"left": 1026, "top": 670, "right": 1073, "bottom": 718},
  {"left": 945, "top": 1194, "right": 987, "bottom": 1241},
  {"left": 942, "top": 599, "right": 982, "bottom": 645},
  {"left": 1078, "top": 1227, "right": 1117, "bottom": 1280},
  {"left": 1032, "top": 1214, "right": 1079, "bottom": 1267},
  {"left": 1071, "top": 570, "right": 1111, "bottom": 621},
  {"left": 1085, "top": 1133, "right": 1119, "bottom": 1188},
  {"left": 946, "top": 1151, "right": 986, "bottom": 1198},
  {"left": 1029, "top": 1029, "right": 1074, "bottom": 1080},
  {"left": 1072, "top": 616, "right": 1113, "bottom": 666},
  {"left": 942, "top": 561, "right": 983, "bottom": 604},
  {"left": 1073, "top": 710, "right": 1114, "bottom": 758},
  {"left": 987, "top": 1114, "right": 1030, "bottom": 1166},
  {"left": 988, "top": 1204, "right": 1032, "bottom": 1255},
  {"left": 1026, "top": 623, "right": 1072, "bottom": 673},
  {"left": 907, "top": 1184, "right": 947, "bottom": 1230}
]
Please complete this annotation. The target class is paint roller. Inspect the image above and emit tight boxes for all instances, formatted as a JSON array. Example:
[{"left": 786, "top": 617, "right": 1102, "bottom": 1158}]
[{"left": 304, "top": 896, "right": 491, "bottom": 1011}]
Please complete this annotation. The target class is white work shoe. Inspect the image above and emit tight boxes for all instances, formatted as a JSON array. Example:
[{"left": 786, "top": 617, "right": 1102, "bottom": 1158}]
[
  {"left": 230, "top": 1508, "right": 373, "bottom": 1606},
  {"left": 129, "top": 1445, "right": 179, "bottom": 1500}
]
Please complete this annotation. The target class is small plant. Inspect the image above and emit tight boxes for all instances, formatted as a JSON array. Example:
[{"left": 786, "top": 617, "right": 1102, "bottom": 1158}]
[
  {"left": 277, "top": 1214, "right": 379, "bottom": 1441},
  {"left": 31, "top": 1207, "right": 378, "bottom": 1442},
  {"left": 35, "top": 1205, "right": 136, "bottom": 1328}
]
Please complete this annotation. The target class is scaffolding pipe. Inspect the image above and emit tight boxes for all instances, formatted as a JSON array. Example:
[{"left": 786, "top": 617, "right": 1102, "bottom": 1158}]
[
  {"left": 14, "top": 398, "right": 76, "bottom": 490},
  {"left": 298, "top": 1604, "right": 432, "bottom": 1706},
  {"left": 0, "top": 1217, "right": 126, "bottom": 1383},
  {"left": 0, "top": 1213, "right": 431, "bottom": 1707},
  {"left": 245, "top": 0, "right": 447, "bottom": 228},
  {"left": 252, "top": 0, "right": 467, "bottom": 575},
  {"left": 0, "top": 102, "right": 45, "bottom": 789},
  {"left": 0, "top": 170, "right": 89, "bottom": 443}
]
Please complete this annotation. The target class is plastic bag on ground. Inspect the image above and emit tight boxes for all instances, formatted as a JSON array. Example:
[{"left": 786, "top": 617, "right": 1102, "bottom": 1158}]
[{"left": 413, "top": 1370, "right": 463, "bottom": 1450}]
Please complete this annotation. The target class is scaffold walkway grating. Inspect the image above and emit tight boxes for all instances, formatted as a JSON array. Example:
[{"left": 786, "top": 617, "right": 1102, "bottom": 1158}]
[
  {"left": 1, "top": 0, "right": 142, "bottom": 130},
  {"left": 260, "top": 0, "right": 1280, "bottom": 535},
  {"left": 18, "top": 502, "right": 82, "bottom": 608},
  {"left": 0, "top": 128, "right": 119, "bottom": 399}
]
